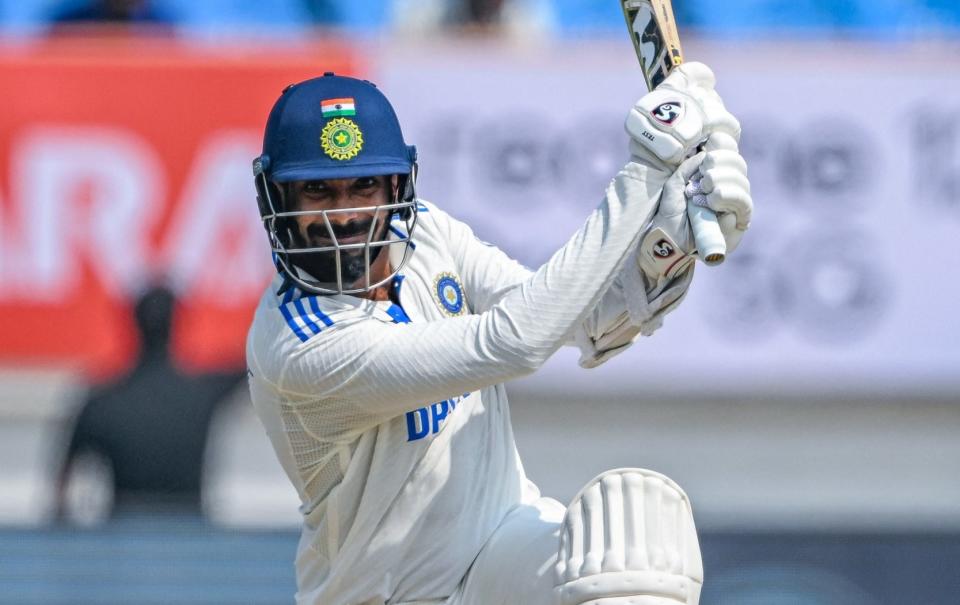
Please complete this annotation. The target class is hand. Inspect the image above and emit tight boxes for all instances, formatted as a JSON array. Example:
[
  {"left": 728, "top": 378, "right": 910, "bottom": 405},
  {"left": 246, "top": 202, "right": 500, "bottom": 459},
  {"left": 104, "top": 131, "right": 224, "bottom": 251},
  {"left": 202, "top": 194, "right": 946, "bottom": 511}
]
[
  {"left": 636, "top": 154, "right": 701, "bottom": 283},
  {"left": 625, "top": 62, "right": 741, "bottom": 168},
  {"left": 686, "top": 132, "right": 753, "bottom": 254},
  {"left": 637, "top": 137, "right": 752, "bottom": 281}
]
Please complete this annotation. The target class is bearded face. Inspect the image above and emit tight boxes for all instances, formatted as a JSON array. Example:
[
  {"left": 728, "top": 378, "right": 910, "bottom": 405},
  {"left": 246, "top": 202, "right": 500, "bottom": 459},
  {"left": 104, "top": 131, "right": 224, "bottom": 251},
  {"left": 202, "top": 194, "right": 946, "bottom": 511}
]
[
  {"left": 292, "top": 212, "right": 390, "bottom": 287},
  {"left": 284, "top": 176, "right": 396, "bottom": 290}
]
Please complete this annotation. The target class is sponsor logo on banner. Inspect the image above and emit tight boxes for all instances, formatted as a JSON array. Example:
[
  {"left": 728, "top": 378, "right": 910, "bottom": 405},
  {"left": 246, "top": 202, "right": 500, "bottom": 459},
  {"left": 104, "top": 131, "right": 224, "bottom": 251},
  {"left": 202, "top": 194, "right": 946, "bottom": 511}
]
[{"left": 779, "top": 119, "right": 875, "bottom": 211}]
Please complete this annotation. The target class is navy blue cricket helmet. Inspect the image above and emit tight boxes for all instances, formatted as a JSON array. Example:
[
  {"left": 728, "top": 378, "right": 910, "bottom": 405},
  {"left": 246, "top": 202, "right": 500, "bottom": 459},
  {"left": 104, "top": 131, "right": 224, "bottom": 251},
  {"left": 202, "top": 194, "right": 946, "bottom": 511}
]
[{"left": 253, "top": 73, "right": 419, "bottom": 296}]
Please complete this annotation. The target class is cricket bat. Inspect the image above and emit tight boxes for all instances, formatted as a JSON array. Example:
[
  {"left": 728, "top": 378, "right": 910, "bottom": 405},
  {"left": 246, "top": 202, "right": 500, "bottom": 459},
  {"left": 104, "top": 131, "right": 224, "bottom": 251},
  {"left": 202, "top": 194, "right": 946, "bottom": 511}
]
[{"left": 621, "top": 0, "right": 727, "bottom": 265}]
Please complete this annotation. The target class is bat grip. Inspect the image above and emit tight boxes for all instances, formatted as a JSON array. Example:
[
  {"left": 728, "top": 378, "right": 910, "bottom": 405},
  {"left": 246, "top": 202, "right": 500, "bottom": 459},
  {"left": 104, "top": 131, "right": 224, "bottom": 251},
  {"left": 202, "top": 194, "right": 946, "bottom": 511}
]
[{"left": 687, "top": 203, "right": 726, "bottom": 265}]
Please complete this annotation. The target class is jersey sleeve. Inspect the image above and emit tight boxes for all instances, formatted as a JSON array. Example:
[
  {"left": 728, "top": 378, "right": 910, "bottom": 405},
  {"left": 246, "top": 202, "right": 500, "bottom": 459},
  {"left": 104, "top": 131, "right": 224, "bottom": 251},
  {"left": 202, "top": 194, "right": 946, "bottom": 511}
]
[
  {"left": 420, "top": 203, "right": 695, "bottom": 368},
  {"left": 274, "top": 161, "right": 672, "bottom": 423}
]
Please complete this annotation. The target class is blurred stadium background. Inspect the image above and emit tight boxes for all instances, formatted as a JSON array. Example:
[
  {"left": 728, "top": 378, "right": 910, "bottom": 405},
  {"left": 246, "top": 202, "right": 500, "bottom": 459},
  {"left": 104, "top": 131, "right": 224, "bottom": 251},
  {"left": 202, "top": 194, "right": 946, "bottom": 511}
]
[{"left": 0, "top": 0, "right": 958, "bottom": 603}]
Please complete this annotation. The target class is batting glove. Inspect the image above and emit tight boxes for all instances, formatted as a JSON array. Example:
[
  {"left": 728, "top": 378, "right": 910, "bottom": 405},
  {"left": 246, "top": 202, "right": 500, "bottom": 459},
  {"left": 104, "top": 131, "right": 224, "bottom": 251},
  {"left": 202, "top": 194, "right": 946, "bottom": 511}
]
[
  {"left": 637, "top": 136, "right": 752, "bottom": 282},
  {"left": 625, "top": 62, "right": 741, "bottom": 169},
  {"left": 686, "top": 132, "right": 752, "bottom": 254},
  {"left": 636, "top": 154, "right": 702, "bottom": 283}
]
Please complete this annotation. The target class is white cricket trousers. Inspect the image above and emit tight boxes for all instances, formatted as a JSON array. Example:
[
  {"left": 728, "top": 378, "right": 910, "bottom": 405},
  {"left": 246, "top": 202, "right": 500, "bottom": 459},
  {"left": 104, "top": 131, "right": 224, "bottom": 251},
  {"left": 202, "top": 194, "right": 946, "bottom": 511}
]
[{"left": 452, "top": 497, "right": 565, "bottom": 605}]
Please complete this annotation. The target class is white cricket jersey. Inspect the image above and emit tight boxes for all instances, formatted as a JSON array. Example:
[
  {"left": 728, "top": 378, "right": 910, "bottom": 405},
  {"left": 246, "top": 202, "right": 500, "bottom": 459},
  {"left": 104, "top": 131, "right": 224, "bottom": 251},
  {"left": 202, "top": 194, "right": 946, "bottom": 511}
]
[{"left": 246, "top": 162, "right": 672, "bottom": 605}]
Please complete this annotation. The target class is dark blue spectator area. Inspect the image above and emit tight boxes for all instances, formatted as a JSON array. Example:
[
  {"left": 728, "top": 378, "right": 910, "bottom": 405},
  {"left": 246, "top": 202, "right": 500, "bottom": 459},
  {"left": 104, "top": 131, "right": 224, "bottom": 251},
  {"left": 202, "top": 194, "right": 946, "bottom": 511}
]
[
  {"left": 702, "top": 532, "right": 959, "bottom": 604},
  {"left": 0, "top": 520, "right": 298, "bottom": 605},
  {"left": 1, "top": 522, "right": 957, "bottom": 604},
  {"left": 3, "top": 0, "right": 379, "bottom": 32},
  {"left": 2, "top": 0, "right": 960, "bottom": 35}
]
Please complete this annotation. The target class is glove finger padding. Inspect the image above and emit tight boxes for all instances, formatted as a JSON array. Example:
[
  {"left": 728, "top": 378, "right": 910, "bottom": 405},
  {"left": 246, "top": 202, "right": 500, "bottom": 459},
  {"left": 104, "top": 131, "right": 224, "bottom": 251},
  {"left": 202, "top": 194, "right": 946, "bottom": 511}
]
[
  {"left": 702, "top": 130, "right": 741, "bottom": 153},
  {"left": 659, "top": 64, "right": 740, "bottom": 143},
  {"left": 689, "top": 133, "right": 753, "bottom": 243},
  {"left": 700, "top": 167, "right": 750, "bottom": 197},
  {"left": 700, "top": 149, "right": 748, "bottom": 175},
  {"left": 706, "top": 186, "right": 752, "bottom": 228},
  {"left": 660, "top": 60, "right": 716, "bottom": 90},
  {"left": 717, "top": 212, "right": 745, "bottom": 255},
  {"left": 625, "top": 62, "right": 740, "bottom": 167},
  {"left": 696, "top": 92, "right": 741, "bottom": 143}
]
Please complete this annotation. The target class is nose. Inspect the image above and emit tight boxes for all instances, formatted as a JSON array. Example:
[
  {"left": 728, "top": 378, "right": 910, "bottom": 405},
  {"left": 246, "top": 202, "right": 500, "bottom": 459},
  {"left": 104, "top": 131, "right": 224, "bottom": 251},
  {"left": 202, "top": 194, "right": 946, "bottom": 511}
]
[
  {"left": 326, "top": 189, "right": 377, "bottom": 221},
  {"left": 307, "top": 211, "right": 376, "bottom": 242},
  {"left": 325, "top": 206, "right": 375, "bottom": 231}
]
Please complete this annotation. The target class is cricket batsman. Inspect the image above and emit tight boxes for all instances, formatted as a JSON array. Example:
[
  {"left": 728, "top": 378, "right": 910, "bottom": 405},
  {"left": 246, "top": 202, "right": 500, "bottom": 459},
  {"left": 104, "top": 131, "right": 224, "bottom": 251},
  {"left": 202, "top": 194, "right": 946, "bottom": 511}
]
[{"left": 246, "top": 67, "right": 751, "bottom": 605}]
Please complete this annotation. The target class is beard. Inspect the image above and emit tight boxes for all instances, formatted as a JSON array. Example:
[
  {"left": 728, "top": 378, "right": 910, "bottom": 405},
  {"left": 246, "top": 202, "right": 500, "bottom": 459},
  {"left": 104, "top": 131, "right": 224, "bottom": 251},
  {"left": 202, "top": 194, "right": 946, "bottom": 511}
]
[{"left": 289, "top": 216, "right": 389, "bottom": 289}]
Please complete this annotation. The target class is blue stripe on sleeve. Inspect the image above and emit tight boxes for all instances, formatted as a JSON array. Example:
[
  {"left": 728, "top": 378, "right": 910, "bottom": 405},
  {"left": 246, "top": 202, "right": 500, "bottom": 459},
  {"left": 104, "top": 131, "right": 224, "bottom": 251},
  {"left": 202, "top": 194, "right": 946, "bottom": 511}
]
[
  {"left": 279, "top": 304, "right": 309, "bottom": 342},
  {"left": 308, "top": 297, "right": 335, "bottom": 327},
  {"left": 294, "top": 299, "right": 322, "bottom": 335}
]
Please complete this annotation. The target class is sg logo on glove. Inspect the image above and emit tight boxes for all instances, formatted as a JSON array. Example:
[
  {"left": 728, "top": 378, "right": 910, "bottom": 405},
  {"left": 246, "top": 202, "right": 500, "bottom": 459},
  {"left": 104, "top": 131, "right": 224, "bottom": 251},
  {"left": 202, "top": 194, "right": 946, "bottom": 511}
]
[
  {"left": 653, "top": 239, "right": 676, "bottom": 258},
  {"left": 652, "top": 102, "right": 683, "bottom": 125}
]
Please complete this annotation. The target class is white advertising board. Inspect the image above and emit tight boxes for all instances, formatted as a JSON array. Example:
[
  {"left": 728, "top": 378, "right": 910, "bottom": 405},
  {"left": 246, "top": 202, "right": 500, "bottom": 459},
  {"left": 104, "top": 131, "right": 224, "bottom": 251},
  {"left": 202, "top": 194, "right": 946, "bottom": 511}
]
[{"left": 377, "top": 41, "right": 960, "bottom": 397}]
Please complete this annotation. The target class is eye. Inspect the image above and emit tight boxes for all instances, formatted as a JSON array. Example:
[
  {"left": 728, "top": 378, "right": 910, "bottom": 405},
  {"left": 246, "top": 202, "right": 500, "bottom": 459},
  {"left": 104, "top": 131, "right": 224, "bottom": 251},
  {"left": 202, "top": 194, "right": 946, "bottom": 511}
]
[
  {"left": 353, "top": 177, "right": 379, "bottom": 191},
  {"left": 302, "top": 181, "right": 328, "bottom": 195}
]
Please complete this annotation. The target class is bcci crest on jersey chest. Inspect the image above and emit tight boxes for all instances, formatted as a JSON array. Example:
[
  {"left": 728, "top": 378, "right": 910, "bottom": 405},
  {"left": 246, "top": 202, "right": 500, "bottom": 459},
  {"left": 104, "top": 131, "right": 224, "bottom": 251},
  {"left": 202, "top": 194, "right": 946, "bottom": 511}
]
[{"left": 433, "top": 272, "right": 465, "bottom": 316}]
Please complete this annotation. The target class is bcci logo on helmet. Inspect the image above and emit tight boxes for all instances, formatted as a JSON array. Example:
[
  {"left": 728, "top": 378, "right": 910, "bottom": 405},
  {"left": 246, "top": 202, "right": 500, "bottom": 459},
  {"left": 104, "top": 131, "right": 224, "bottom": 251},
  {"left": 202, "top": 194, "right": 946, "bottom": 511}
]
[
  {"left": 321, "top": 117, "right": 364, "bottom": 161},
  {"left": 651, "top": 102, "right": 683, "bottom": 126}
]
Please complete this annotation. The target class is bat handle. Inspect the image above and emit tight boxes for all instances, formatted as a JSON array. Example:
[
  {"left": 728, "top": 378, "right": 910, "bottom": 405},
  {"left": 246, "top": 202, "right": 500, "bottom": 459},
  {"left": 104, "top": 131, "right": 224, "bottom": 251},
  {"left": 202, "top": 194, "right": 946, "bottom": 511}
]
[{"left": 688, "top": 204, "right": 726, "bottom": 265}]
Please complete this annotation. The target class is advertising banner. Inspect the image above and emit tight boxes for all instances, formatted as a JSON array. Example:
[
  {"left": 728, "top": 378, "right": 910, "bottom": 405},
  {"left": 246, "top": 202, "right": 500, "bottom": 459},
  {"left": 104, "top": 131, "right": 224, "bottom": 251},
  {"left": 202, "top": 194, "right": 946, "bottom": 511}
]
[
  {"left": 0, "top": 37, "right": 359, "bottom": 377},
  {"left": 377, "top": 41, "right": 960, "bottom": 396},
  {"left": 1, "top": 39, "right": 958, "bottom": 395}
]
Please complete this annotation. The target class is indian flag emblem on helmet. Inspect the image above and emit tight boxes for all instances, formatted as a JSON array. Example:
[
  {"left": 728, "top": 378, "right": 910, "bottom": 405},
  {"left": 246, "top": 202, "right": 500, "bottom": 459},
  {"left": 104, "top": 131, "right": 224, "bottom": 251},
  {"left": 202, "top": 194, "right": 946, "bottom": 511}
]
[
  {"left": 434, "top": 273, "right": 465, "bottom": 316},
  {"left": 321, "top": 117, "right": 364, "bottom": 161},
  {"left": 321, "top": 97, "right": 356, "bottom": 118}
]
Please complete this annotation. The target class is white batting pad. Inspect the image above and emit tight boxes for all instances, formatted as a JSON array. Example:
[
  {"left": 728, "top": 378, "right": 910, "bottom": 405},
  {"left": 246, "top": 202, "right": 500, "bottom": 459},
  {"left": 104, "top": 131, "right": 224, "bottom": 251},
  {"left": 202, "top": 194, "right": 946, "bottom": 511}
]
[{"left": 554, "top": 468, "right": 703, "bottom": 605}]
